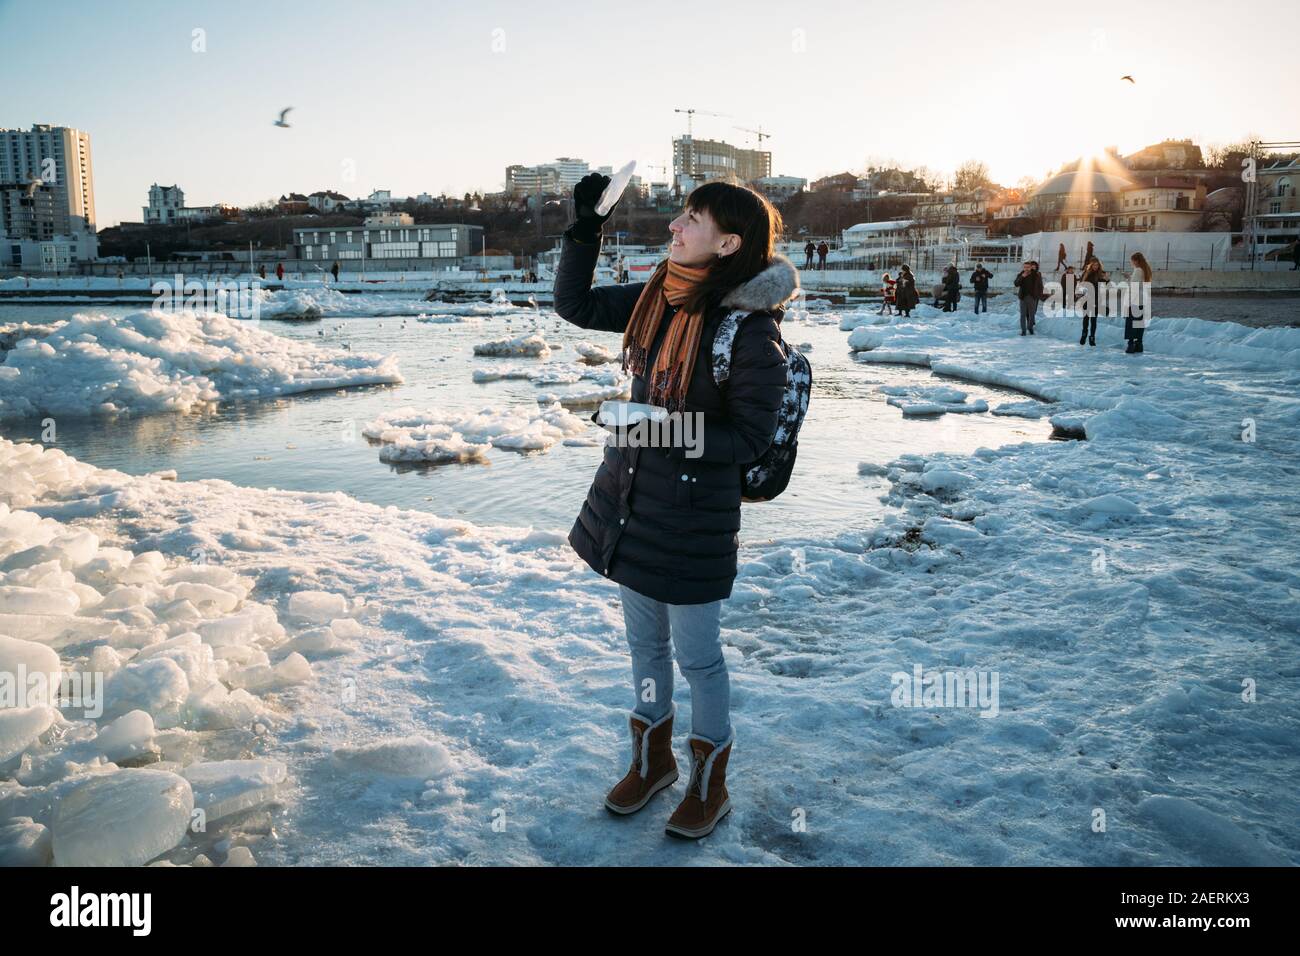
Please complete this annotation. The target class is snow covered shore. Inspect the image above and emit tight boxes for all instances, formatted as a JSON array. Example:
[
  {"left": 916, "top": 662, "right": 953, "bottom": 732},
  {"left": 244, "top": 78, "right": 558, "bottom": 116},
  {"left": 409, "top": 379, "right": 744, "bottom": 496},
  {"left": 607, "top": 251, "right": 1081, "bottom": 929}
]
[
  {"left": 0, "top": 297, "right": 1296, "bottom": 866},
  {"left": 0, "top": 310, "right": 402, "bottom": 421}
]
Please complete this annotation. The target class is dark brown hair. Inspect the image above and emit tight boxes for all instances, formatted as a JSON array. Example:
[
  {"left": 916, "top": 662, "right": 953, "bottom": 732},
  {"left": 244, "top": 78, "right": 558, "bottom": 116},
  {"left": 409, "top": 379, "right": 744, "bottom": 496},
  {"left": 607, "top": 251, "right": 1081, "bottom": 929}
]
[
  {"left": 1130, "top": 251, "right": 1153, "bottom": 281},
  {"left": 674, "top": 181, "right": 783, "bottom": 314}
]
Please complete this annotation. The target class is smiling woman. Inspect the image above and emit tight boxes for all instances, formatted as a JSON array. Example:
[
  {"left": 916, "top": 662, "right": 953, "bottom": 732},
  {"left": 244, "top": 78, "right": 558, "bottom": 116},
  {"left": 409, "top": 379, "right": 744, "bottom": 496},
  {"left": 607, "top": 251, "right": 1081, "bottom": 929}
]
[{"left": 553, "top": 172, "right": 798, "bottom": 839}]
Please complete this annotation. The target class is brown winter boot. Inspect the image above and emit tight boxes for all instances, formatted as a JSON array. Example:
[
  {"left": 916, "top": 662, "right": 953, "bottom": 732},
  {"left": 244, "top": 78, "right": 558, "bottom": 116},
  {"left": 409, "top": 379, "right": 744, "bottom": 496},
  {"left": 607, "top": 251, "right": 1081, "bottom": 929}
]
[
  {"left": 665, "top": 731, "right": 734, "bottom": 839},
  {"left": 605, "top": 704, "right": 678, "bottom": 815}
]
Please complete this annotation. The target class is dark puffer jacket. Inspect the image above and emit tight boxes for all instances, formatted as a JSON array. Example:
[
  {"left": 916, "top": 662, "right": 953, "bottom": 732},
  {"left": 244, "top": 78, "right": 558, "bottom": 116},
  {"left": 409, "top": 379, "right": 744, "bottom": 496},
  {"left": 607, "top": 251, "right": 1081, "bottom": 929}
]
[{"left": 553, "top": 232, "right": 798, "bottom": 605}]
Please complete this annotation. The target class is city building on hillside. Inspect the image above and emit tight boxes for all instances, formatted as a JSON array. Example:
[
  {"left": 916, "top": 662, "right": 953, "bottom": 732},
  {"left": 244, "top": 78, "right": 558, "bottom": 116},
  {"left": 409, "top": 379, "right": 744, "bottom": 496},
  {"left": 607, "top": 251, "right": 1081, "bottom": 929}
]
[
  {"left": 144, "top": 184, "right": 185, "bottom": 224},
  {"left": 1123, "top": 139, "right": 1204, "bottom": 171},
  {"left": 278, "top": 193, "right": 310, "bottom": 214},
  {"left": 142, "top": 184, "right": 238, "bottom": 225},
  {"left": 292, "top": 221, "right": 483, "bottom": 264},
  {"left": 753, "top": 175, "right": 806, "bottom": 202},
  {"left": 307, "top": 190, "right": 350, "bottom": 213},
  {"left": 506, "top": 158, "right": 590, "bottom": 197},
  {"left": 811, "top": 172, "right": 859, "bottom": 193},
  {"left": 1115, "top": 177, "right": 1205, "bottom": 232}
]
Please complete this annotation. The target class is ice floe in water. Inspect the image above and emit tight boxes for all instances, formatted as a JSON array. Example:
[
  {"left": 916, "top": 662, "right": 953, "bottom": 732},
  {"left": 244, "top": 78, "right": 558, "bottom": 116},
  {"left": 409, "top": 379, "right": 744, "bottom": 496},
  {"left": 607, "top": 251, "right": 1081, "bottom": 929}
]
[
  {"left": 0, "top": 310, "right": 402, "bottom": 421},
  {"left": 471, "top": 333, "right": 552, "bottom": 358},
  {"left": 363, "top": 402, "right": 594, "bottom": 463}
]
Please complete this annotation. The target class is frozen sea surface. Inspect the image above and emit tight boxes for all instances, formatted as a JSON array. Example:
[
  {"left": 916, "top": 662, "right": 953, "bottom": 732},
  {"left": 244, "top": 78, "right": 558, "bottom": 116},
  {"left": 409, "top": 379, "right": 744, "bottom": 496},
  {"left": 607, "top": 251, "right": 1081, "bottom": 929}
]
[{"left": 0, "top": 293, "right": 1296, "bottom": 867}]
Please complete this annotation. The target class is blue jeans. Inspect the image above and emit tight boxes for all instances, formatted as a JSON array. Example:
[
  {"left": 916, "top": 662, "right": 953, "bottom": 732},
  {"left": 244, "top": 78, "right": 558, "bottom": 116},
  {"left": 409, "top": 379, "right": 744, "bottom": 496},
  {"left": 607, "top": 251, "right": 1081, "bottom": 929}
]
[
  {"left": 619, "top": 584, "right": 730, "bottom": 744},
  {"left": 973, "top": 290, "right": 987, "bottom": 313}
]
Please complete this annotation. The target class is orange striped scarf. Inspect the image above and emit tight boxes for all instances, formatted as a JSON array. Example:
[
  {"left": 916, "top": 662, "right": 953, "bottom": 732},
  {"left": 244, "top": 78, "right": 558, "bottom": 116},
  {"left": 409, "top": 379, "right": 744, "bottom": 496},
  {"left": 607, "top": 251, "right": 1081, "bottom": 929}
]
[{"left": 621, "top": 258, "right": 711, "bottom": 413}]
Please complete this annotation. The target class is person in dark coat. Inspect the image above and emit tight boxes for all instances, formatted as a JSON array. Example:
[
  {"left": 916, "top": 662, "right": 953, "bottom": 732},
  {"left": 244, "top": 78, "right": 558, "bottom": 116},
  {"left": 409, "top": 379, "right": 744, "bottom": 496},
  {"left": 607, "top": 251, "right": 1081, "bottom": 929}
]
[
  {"left": 554, "top": 175, "right": 794, "bottom": 839},
  {"left": 817, "top": 241, "right": 829, "bottom": 270},
  {"left": 275, "top": 262, "right": 284, "bottom": 281},
  {"left": 941, "top": 265, "right": 961, "bottom": 312},
  {"left": 895, "top": 264, "right": 919, "bottom": 316},
  {"left": 1013, "top": 260, "right": 1043, "bottom": 335},
  {"left": 804, "top": 241, "right": 816, "bottom": 269},
  {"left": 969, "top": 262, "right": 992, "bottom": 314},
  {"left": 331, "top": 261, "right": 340, "bottom": 283},
  {"left": 1078, "top": 256, "right": 1104, "bottom": 346}
]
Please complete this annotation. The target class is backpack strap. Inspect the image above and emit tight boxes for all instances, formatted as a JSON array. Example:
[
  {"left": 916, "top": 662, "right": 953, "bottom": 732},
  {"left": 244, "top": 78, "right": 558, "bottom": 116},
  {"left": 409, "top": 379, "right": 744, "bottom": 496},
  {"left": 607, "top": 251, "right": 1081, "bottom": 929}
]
[{"left": 710, "top": 308, "right": 752, "bottom": 387}]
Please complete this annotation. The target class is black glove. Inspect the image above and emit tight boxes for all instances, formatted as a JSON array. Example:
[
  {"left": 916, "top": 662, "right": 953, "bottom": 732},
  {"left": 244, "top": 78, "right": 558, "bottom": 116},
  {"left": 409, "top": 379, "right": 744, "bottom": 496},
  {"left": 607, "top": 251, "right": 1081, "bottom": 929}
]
[{"left": 568, "top": 172, "right": 612, "bottom": 244}]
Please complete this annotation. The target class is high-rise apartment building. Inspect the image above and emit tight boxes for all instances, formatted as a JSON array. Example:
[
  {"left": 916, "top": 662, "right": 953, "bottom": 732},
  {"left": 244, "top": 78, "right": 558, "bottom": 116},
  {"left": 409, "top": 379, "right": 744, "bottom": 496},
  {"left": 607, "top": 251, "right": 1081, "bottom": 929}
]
[{"left": 0, "top": 124, "right": 97, "bottom": 234}]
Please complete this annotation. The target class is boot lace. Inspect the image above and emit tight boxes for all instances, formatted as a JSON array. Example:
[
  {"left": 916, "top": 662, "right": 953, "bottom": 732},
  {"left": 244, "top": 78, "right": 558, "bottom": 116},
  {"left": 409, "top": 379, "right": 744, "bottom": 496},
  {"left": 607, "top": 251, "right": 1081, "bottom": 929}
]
[
  {"left": 628, "top": 726, "right": 644, "bottom": 775},
  {"left": 686, "top": 751, "right": 706, "bottom": 799}
]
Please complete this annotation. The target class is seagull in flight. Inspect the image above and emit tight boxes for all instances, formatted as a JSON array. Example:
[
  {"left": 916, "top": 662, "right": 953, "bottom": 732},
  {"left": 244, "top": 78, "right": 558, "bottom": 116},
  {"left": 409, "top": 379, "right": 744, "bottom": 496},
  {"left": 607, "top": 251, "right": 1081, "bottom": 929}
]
[
  {"left": 274, "top": 107, "right": 294, "bottom": 128},
  {"left": 1120, "top": 75, "right": 1135, "bottom": 84},
  {"left": 24, "top": 178, "right": 42, "bottom": 198}
]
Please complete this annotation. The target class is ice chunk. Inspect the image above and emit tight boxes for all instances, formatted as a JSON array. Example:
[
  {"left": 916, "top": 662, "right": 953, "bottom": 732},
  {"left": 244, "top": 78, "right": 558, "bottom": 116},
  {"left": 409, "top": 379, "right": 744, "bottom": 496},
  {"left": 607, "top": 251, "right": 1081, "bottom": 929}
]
[
  {"left": 0, "top": 633, "right": 61, "bottom": 685},
  {"left": 0, "top": 817, "right": 52, "bottom": 866},
  {"left": 181, "top": 758, "right": 287, "bottom": 822},
  {"left": 472, "top": 333, "right": 551, "bottom": 358},
  {"left": 93, "top": 710, "right": 157, "bottom": 763},
  {"left": 0, "top": 585, "right": 80, "bottom": 615},
  {"left": 103, "top": 657, "right": 190, "bottom": 726},
  {"left": 0, "top": 705, "right": 57, "bottom": 763},
  {"left": 51, "top": 768, "right": 194, "bottom": 867},
  {"left": 288, "top": 591, "right": 348, "bottom": 624},
  {"left": 225, "top": 652, "right": 311, "bottom": 693},
  {"left": 331, "top": 736, "right": 452, "bottom": 778}
]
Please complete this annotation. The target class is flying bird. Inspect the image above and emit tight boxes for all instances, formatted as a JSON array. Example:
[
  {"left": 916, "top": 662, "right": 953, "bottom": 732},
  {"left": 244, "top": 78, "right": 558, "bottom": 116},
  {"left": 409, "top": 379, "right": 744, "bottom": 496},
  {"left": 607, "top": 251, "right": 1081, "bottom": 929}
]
[
  {"left": 24, "top": 178, "right": 42, "bottom": 198},
  {"left": 1120, "top": 75, "right": 1135, "bottom": 84},
  {"left": 273, "top": 107, "right": 294, "bottom": 128}
]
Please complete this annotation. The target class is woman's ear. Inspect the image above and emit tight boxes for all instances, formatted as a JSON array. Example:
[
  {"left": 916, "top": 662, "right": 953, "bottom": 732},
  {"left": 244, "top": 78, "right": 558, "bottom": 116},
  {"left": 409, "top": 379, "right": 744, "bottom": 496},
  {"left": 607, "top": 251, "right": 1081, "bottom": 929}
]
[{"left": 719, "top": 233, "right": 741, "bottom": 257}]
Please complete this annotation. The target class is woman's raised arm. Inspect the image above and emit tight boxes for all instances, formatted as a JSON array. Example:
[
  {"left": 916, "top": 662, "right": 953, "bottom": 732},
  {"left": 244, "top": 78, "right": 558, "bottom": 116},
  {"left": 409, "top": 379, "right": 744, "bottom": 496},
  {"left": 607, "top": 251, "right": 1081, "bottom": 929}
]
[{"left": 552, "top": 230, "right": 648, "bottom": 334}]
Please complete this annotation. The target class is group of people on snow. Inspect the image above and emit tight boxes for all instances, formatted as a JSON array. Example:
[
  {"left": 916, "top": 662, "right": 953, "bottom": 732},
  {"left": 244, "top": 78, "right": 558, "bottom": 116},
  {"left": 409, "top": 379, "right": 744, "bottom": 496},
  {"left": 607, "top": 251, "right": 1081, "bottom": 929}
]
[{"left": 873, "top": 248, "right": 1154, "bottom": 356}]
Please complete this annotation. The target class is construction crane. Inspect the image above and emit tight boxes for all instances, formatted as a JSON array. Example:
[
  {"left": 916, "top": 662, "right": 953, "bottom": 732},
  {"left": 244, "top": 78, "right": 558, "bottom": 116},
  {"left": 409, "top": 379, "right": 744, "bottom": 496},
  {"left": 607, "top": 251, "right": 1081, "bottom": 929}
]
[
  {"left": 674, "top": 107, "right": 729, "bottom": 139},
  {"left": 734, "top": 125, "right": 772, "bottom": 147}
]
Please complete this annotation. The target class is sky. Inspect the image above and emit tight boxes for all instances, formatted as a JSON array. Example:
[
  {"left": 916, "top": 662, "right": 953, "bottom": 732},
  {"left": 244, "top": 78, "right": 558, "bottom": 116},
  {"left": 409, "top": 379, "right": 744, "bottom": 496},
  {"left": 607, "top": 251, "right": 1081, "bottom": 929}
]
[{"left": 2, "top": 0, "right": 1297, "bottom": 228}]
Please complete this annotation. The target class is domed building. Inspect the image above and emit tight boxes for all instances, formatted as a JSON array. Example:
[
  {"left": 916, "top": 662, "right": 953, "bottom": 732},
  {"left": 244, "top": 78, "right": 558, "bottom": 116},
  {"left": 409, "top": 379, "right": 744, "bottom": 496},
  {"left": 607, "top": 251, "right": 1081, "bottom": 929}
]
[{"left": 1029, "top": 168, "right": 1134, "bottom": 231}]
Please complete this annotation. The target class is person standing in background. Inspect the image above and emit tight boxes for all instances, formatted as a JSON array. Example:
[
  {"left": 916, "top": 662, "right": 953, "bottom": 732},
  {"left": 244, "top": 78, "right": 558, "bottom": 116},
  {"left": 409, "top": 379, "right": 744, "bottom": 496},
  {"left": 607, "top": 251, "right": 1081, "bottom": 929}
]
[
  {"left": 969, "top": 262, "right": 992, "bottom": 314},
  {"left": 1013, "top": 260, "right": 1043, "bottom": 335},
  {"left": 941, "top": 265, "right": 961, "bottom": 312},
  {"left": 1078, "top": 256, "right": 1104, "bottom": 346},
  {"left": 804, "top": 240, "right": 816, "bottom": 269},
  {"left": 1125, "top": 252, "right": 1153, "bottom": 354},
  {"left": 895, "top": 265, "right": 919, "bottom": 317},
  {"left": 817, "top": 240, "right": 829, "bottom": 270}
]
